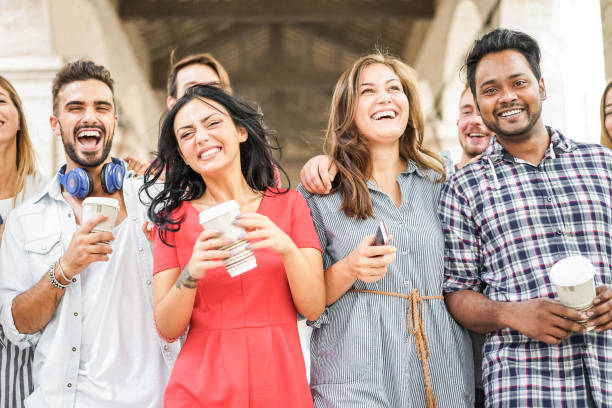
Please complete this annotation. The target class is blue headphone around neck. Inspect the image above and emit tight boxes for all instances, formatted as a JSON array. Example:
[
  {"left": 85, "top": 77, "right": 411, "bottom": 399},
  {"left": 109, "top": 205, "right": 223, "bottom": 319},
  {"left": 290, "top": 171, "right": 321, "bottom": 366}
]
[{"left": 58, "top": 157, "right": 126, "bottom": 199}]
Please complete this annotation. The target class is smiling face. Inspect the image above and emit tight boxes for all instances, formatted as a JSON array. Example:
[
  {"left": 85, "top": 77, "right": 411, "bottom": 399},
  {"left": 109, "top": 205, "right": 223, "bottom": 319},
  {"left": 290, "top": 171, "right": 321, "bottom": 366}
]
[
  {"left": 457, "top": 88, "right": 494, "bottom": 157},
  {"left": 353, "top": 63, "right": 409, "bottom": 146},
  {"left": 474, "top": 49, "right": 546, "bottom": 142},
  {"left": 50, "top": 79, "right": 117, "bottom": 169},
  {"left": 0, "top": 85, "right": 20, "bottom": 146},
  {"left": 174, "top": 97, "right": 246, "bottom": 177}
]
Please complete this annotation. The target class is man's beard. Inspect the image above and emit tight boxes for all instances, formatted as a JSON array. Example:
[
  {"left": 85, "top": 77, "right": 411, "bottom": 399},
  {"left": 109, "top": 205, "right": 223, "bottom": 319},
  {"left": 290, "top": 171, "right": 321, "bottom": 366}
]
[
  {"left": 486, "top": 100, "right": 543, "bottom": 140},
  {"left": 63, "top": 140, "right": 112, "bottom": 168},
  {"left": 60, "top": 122, "right": 113, "bottom": 168}
]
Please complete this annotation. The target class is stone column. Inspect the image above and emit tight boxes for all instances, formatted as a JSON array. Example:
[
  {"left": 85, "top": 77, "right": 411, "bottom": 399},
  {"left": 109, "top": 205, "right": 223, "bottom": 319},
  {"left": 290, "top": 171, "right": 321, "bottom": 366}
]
[
  {"left": 0, "top": 0, "right": 63, "bottom": 176},
  {"left": 601, "top": 0, "right": 612, "bottom": 81}
]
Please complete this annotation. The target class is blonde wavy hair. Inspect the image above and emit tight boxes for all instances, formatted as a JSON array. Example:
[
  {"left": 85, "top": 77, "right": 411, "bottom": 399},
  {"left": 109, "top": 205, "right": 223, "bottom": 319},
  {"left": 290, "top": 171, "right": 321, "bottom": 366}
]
[
  {"left": 0, "top": 75, "right": 36, "bottom": 207},
  {"left": 325, "top": 53, "right": 445, "bottom": 219},
  {"left": 601, "top": 81, "right": 612, "bottom": 149}
]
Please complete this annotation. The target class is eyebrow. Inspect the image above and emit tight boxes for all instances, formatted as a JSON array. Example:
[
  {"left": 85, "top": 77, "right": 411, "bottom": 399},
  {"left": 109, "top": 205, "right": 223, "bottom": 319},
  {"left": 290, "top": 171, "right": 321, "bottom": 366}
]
[
  {"left": 177, "top": 113, "right": 218, "bottom": 132},
  {"left": 64, "top": 100, "right": 113, "bottom": 108},
  {"left": 479, "top": 73, "right": 528, "bottom": 89},
  {"left": 359, "top": 78, "right": 401, "bottom": 87}
]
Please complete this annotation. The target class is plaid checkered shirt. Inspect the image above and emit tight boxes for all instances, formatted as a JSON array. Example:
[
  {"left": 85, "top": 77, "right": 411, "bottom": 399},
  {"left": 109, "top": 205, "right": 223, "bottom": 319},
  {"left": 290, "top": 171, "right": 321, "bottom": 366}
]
[{"left": 439, "top": 127, "right": 612, "bottom": 407}]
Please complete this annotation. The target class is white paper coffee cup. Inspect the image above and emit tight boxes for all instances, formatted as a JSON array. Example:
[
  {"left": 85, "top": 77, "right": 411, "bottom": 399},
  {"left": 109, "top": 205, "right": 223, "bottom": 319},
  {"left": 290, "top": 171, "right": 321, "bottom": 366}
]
[
  {"left": 550, "top": 256, "right": 596, "bottom": 329},
  {"left": 199, "top": 200, "right": 257, "bottom": 277},
  {"left": 82, "top": 197, "right": 119, "bottom": 245}
]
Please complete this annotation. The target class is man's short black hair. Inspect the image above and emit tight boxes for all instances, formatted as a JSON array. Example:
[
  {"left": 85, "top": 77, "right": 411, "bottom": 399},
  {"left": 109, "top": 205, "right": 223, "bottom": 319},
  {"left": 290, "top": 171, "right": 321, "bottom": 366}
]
[{"left": 466, "top": 28, "right": 541, "bottom": 98}]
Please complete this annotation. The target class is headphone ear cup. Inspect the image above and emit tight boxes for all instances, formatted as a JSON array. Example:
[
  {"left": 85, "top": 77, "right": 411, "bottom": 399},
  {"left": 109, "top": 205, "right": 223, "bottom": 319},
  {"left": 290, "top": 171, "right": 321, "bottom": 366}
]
[
  {"left": 64, "top": 168, "right": 92, "bottom": 199},
  {"left": 100, "top": 162, "right": 110, "bottom": 194},
  {"left": 101, "top": 160, "right": 126, "bottom": 194}
]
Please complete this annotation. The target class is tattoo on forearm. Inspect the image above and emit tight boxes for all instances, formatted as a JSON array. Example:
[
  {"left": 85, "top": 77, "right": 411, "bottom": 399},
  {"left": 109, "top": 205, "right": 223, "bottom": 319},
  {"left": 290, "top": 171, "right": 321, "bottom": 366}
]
[{"left": 175, "top": 266, "right": 199, "bottom": 289}]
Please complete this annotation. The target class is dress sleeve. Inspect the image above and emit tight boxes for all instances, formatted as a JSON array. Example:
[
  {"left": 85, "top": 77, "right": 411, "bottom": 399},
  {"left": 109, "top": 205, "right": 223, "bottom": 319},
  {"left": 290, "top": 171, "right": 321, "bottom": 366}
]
[
  {"left": 438, "top": 177, "right": 483, "bottom": 293},
  {"left": 152, "top": 226, "right": 180, "bottom": 275},
  {"left": 290, "top": 190, "right": 322, "bottom": 251}
]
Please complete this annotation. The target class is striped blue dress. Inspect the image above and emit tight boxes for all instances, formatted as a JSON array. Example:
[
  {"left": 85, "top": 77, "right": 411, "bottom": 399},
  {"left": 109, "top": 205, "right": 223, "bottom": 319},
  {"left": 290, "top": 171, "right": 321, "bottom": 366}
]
[{"left": 299, "top": 161, "right": 474, "bottom": 407}]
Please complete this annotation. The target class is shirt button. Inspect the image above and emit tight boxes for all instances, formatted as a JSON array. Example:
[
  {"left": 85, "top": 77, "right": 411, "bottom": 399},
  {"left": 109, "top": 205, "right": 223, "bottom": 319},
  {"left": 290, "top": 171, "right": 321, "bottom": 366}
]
[
  {"left": 556, "top": 230, "right": 564, "bottom": 235},
  {"left": 132, "top": 217, "right": 138, "bottom": 221},
  {"left": 146, "top": 280, "right": 151, "bottom": 286},
  {"left": 163, "top": 345, "right": 169, "bottom": 351},
  {"left": 67, "top": 383, "right": 72, "bottom": 388},
  {"left": 73, "top": 312, "right": 78, "bottom": 317},
  {"left": 72, "top": 277, "right": 77, "bottom": 283},
  {"left": 138, "top": 247, "right": 143, "bottom": 252},
  {"left": 546, "top": 196, "right": 553, "bottom": 202},
  {"left": 67, "top": 213, "right": 72, "bottom": 218},
  {"left": 72, "top": 346, "right": 77, "bottom": 352}
]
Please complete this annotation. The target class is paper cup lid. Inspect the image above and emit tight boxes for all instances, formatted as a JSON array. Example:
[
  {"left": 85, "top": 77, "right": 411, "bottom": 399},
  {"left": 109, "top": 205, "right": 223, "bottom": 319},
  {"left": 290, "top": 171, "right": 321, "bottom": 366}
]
[
  {"left": 550, "top": 255, "right": 595, "bottom": 286},
  {"left": 199, "top": 200, "right": 240, "bottom": 224},
  {"left": 83, "top": 197, "right": 119, "bottom": 209}
]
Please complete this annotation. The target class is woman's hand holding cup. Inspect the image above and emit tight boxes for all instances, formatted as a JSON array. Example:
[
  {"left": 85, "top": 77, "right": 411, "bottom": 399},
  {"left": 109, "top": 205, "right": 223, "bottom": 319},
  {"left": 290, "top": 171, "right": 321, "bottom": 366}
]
[
  {"left": 232, "top": 213, "right": 296, "bottom": 256},
  {"left": 187, "top": 229, "right": 233, "bottom": 280}
]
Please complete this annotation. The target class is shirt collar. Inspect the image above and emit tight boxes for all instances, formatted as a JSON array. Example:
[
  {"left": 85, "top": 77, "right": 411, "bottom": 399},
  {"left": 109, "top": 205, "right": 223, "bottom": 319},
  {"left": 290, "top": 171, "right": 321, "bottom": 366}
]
[
  {"left": 366, "top": 160, "right": 434, "bottom": 191},
  {"left": 481, "top": 126, "right": 576, "bottom": 164}
]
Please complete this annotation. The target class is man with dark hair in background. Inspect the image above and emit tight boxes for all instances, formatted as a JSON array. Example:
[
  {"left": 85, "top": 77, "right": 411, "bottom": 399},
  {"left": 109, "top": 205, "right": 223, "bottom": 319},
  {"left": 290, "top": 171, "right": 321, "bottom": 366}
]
[
  {"left": 439, "top": 28, "right": 612, "bottom": 407},
  {"left": 0, "top": 60, "right": 178, "bottom": 407}
]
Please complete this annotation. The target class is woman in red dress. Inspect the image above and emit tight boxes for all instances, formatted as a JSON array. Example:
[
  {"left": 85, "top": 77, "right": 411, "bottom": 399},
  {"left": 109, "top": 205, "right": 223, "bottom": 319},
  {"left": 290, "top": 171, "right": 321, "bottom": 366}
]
[{"left": 143, "top": 85, "right": 325, "bottom": 407}]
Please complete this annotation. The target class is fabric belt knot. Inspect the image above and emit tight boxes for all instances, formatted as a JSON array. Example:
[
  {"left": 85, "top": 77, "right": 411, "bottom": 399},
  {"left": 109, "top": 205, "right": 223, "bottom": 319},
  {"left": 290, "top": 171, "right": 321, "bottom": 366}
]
[{"left": 349, "top": 288, "right": 443, "bottom": 408}]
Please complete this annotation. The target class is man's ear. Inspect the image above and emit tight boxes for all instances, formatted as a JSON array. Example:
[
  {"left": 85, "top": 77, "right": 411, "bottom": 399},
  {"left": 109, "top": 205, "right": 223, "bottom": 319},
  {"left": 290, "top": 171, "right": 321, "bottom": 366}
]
[
  {"left": 539, "top": 78, "right": 547, "bottom": 101},
  {"left": 50, "top": 115, "right": 61, "bottom": 137},
  {"left": 238, "top": 126, "right": 248, "bottom": 143},
  {"left": 167, "top": 96, "right": 176, "bottom": 110}
]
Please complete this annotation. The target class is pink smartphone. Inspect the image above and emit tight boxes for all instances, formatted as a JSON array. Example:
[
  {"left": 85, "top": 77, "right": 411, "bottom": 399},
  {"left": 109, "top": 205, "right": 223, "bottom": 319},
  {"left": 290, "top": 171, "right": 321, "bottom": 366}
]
[{"left": 373, "top": 220, "right": 390, "bottom": 246}]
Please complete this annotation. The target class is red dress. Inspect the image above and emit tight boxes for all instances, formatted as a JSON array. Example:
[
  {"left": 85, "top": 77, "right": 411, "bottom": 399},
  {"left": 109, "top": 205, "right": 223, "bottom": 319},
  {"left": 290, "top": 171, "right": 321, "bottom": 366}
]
[{"left": 153, "top": 190, "right": 320, "bottom": 408}]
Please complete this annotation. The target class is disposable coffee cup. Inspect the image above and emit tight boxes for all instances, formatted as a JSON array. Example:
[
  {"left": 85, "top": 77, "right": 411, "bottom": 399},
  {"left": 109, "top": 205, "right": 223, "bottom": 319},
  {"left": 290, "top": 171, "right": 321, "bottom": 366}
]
[
  {"left": 82, "top": 197, "right": 119, "bottom": 245},
  {"left": 550, "top": 255, "right": 596, "bottom": 329},
  {"left": 199, "top": 200, "right": 257, "bottom": 277}
]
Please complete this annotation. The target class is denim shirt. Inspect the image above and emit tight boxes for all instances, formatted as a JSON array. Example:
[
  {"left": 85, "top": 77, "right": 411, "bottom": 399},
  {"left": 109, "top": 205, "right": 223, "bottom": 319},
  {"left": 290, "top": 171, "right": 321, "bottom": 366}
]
[{"left": 0, "top": 173, "right": 179, "bottom": 408}]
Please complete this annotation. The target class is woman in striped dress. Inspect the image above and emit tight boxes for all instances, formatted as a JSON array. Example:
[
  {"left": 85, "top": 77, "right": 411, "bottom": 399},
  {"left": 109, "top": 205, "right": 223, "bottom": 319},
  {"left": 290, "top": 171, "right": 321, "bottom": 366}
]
[
  {"left": 0, "top": 76, "right": 48, "bottom": 408},
  {"left": 298, "top": 54, "right": 474, "bottom": 407}
]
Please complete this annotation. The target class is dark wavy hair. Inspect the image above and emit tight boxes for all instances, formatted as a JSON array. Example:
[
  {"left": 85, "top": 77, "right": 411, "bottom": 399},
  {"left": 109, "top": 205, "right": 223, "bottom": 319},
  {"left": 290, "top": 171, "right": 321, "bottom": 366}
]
[
  {"left": 141, "top": 85, "right": 287, "bottom": 245},
  {"left": 466, "top": 28, "right": 541, "bottom": 100}
]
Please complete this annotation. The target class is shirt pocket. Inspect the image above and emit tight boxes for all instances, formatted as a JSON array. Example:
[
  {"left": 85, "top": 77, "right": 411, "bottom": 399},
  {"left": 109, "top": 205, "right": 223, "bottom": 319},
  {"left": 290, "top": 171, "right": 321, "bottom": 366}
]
[{"left": 23, "top": 233, "right": 62, "bottom": 277}]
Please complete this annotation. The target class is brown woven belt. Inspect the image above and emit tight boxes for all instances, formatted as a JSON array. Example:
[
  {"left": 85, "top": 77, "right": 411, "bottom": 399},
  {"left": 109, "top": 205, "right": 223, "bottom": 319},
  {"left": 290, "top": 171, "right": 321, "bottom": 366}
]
[{"left": 349, "top": 288, "right": 443, "bottom": 408}]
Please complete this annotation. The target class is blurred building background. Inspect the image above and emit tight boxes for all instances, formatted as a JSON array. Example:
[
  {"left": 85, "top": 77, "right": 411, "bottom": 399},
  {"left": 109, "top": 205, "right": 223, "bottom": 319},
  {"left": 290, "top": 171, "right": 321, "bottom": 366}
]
[{"left": 1, "top": 0, "right": 610, "bottom": 185}]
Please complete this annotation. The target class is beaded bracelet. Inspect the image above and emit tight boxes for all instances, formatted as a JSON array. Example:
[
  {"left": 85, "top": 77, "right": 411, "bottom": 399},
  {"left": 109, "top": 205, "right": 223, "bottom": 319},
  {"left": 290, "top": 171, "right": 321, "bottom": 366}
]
[
  {"left": 56, "top": 258, "right": 71, "bottom": 284},
  {"left": 48, "top": 262, "right": 68, "bottom": 289}
]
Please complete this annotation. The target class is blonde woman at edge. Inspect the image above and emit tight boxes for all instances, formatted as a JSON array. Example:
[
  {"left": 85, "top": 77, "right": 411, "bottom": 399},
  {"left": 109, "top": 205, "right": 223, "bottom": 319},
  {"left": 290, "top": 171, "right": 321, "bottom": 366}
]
[
  {"left": 0, "top": 75, "right": 48, "bottom": 407},
  {"left": 298, "top": 54, "right": 474, "bottom": 407},
  {"left": 601, "top": 81, "right": 612, "bottom": 149}
]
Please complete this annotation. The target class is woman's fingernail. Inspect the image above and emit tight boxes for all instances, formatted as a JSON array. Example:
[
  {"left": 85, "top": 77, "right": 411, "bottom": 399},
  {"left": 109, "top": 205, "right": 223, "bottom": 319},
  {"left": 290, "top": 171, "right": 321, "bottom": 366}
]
[{"left": 389, "top": 246, "right": 397, "bottom": 253}]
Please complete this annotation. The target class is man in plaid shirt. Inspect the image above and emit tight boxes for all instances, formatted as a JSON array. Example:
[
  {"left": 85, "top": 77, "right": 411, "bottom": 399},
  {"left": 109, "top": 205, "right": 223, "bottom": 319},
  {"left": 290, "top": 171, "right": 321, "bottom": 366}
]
[{"left": 439, "top": 28, "right": 612, "bottom": 407}]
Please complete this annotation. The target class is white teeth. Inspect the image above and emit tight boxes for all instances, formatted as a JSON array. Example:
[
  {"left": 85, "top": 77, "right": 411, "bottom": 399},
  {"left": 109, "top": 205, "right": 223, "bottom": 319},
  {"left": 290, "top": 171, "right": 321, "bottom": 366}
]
[
  {"left": 500, "top": 109, "right": 522, "bottom": 117},
  {"left": 372, "top": 110, "right": 396, "bottom": 120},
  {"left": 468, "top": 133, "right": 485, "bottom": 137},
  {"left": 78, "top": 130, "right": 101, "bottom": 138},
  {"left": 200, "top": 147, "right": 221, "bottom": 160}
]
